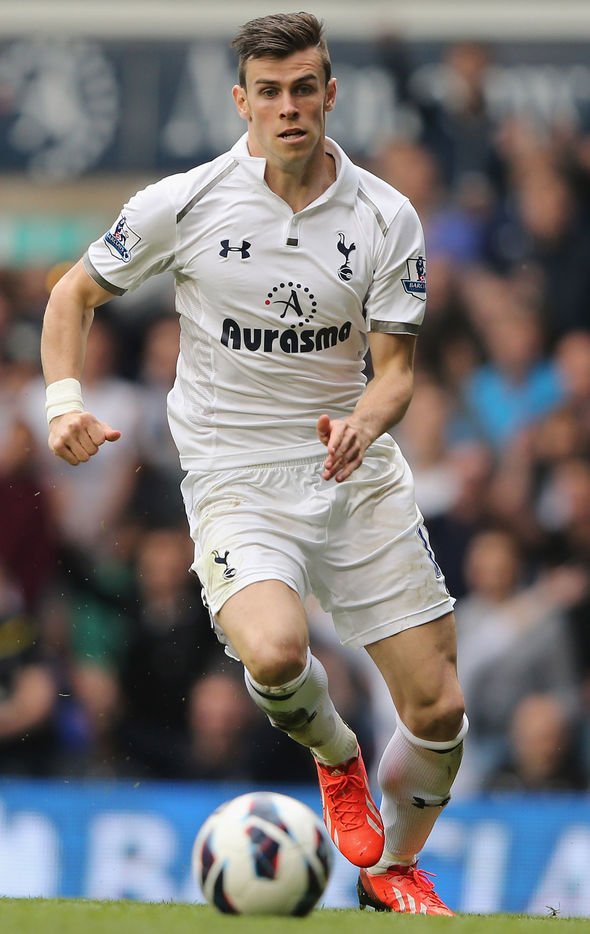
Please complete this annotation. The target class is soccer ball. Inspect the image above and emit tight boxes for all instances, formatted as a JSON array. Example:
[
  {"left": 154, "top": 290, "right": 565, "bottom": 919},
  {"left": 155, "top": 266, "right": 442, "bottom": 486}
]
[{"left": 192, "top": 791, "right": 333, "bottom": 915}]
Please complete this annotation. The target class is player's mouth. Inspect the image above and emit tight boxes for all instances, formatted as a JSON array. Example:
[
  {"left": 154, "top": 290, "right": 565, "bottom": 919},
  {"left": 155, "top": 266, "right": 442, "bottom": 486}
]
[{"left": 278, "top": 128, "right": 307, "bottom": 142}]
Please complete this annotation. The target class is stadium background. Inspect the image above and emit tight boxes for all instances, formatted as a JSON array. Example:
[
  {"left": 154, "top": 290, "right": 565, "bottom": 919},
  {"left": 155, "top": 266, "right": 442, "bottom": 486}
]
[{"left": 1, "top": 0, "right": 590, "bottom": 915}]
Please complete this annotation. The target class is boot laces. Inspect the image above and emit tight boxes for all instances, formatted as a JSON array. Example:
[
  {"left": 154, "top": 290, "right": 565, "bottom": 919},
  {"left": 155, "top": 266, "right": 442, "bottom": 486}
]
[
  {"left": 324, "top": 770, "right": 366, "bottom": 830},
  {"left": 399, "top": 865, "right": 448, "bottom": 911}
]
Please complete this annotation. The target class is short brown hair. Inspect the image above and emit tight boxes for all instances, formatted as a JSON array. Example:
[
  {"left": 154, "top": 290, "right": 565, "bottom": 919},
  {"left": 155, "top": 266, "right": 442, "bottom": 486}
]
[{"left": 231, "top": 12, "right": 331, "bottom": 88}]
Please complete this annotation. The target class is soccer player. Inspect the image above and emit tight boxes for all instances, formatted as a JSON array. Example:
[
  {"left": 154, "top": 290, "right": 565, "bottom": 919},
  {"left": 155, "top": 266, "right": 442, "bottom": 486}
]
[{"left": 41, "top": 12, "right": 467, "bottom": 915}]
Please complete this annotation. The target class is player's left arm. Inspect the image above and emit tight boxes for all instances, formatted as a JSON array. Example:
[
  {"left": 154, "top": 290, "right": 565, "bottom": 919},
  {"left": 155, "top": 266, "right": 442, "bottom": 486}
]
[{"left": 317, "top": 330, "right": 416, "bottom": 482}]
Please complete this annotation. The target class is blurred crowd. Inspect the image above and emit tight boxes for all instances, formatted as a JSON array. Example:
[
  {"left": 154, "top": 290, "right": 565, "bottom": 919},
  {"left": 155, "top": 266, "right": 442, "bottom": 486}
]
[{"left": 0, "top": 39, "right": 589, "bottom": 794}]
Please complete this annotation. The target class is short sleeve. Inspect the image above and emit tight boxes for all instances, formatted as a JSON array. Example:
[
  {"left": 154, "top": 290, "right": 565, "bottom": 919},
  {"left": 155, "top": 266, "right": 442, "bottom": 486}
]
[
  {"left": 365, "top": 200, "right": 427, "bottom": 335},
  {"left": 84, "top": 179, "right": 177, "bottom": 296}
]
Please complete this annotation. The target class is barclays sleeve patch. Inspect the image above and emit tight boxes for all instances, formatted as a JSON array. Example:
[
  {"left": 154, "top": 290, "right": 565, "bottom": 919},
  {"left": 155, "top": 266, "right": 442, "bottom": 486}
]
[
  {"left": 103, "top": 214, "right": 141, "bottom": 263},
  {"left": 401, "top": 255, "right": 426, "bottom": 300}
]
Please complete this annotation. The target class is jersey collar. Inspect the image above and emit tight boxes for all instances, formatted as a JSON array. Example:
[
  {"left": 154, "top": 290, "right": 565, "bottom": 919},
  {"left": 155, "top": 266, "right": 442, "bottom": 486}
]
[{"left": 230, "top": 133, "right": 359, "bottom": 209}]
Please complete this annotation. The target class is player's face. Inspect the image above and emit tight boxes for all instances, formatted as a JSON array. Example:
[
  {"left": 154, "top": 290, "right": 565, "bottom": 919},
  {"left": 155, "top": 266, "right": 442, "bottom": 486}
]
[{"left": 232, "top": 49, "right": 336, "bottom": 171}]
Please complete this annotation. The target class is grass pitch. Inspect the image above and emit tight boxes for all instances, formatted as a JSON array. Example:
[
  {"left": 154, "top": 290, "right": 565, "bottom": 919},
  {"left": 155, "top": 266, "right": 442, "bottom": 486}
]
[{"left": 0, "top": 899, "right": 587, "bottom": 934}]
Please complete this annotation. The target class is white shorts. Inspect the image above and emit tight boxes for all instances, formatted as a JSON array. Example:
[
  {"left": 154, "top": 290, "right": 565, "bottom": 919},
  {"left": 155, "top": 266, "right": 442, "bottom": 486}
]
[{"left": 181, "top": 437, "right": 455, "bottom": 651}]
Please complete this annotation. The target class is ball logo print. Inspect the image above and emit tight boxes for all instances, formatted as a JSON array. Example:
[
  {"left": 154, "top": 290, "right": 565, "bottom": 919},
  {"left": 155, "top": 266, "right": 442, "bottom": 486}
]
[{"left": 192, "top": 791, "right": 333, "bottom": 915}]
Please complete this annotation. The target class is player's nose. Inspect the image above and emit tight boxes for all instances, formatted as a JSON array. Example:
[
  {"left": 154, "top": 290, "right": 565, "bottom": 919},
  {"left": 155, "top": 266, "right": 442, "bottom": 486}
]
[{"left": 279, "top": 94, "right": 299, "bottom": 118}]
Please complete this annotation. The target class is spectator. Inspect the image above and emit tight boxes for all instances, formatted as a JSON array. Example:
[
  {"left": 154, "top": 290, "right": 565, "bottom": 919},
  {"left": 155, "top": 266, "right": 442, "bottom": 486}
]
[
  {"left": 485, "top": 693, "right": 587, "bottom": 792},
  {"left": 414, "top": 255, "right": 484, "bottom": 389},
  {"left": 0, "top": 563, "right": 57, "bottom": 775},
  {"left": 133, "top": 314, "right": 185, "bottom": 525},
  {"left": 0, "top": 403, "right": 56, "bottom": 612},
  {"left": 113, "top": 526, "right": 216, "bottom": 778},
  {"left": 554, "top": 330, "right": 590, "bottom": 437},
  {"left": 58, "top": 516, "right": 141, "bottom": 775},
  {"left": 539, "top": 457, "right": 590, "bottom": 564},
  {"left": 454, "top": 528, "right": 584, "bottom": 792},
  {"left": 411, "top": 40, "right": 500, "bottom": 197},
  {"left": 59, "top": 523, "right": 215, "bottom": 777},
  {"left": 487, "top": 158, "right": 590, "bottom": 335},
  {"left": 371, "top": 139, "right": 485, "bottom": 265},
  {"left": 459, "top": 295, "right": 564, "bottom": 451},
  {"left": 426, "top": 441, "right": 495, "bottom": 598},
  {"left": 186, "top": 667, "right": 259, "bottom": 780},
  {"left": 394, "top": 378, "right": 459, "bottom": 520}
]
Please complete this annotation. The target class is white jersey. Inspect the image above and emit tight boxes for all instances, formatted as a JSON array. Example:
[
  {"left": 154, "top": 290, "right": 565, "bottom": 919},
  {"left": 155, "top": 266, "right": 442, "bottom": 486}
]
[{"left": 85, "top": 134, "right": 427, "bottom": 471}]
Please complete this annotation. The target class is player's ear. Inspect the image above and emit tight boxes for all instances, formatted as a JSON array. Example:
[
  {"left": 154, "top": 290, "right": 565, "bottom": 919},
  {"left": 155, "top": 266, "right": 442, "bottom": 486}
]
[
  {"left": 324, "top": 77, "right": 337, "bottom": 113},
  {"left": 232, "top": 84, "right": 251, "bottom": 121}
]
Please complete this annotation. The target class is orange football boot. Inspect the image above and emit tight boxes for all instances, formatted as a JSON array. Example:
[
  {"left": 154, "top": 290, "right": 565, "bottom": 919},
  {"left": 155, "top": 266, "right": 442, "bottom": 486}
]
[
  {"left": 358, "top": 862, "right": 455, "bottom": 915},
  {"left": 315, "top": 752, "right": 384, "bottom": 868}
]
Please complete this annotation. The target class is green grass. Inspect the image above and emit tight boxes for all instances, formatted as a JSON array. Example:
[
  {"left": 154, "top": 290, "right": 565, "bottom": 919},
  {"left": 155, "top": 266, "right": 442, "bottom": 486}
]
[{"left": 0, "top": 900, "right": 587, "bottom": 934}]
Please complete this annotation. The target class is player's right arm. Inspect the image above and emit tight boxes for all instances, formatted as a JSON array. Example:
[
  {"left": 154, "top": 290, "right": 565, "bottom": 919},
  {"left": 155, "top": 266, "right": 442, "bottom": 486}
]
[{"left": 42, "top": 259, "right": 121, "bottom": 465}]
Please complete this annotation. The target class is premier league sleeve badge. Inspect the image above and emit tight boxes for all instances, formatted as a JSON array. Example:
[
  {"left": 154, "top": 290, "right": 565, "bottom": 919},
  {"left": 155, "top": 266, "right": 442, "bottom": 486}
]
[
  {"left": 103, "top": 214, "right": 141, "bottom": 263},
  {"left": 401, "top": 255, "right": 427, "bottom": 300}
]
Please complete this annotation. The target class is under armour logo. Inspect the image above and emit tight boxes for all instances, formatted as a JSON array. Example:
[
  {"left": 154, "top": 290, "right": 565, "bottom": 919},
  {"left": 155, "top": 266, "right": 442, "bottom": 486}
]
[
  {"left": 219, "top": 239, "right": 251, "bottom": 259},
  {"left": 212, "top": 549, "right": 237, "bottom": 580},
  {"left": 337, "top": 233, "right": 356, "bottom": 281}
]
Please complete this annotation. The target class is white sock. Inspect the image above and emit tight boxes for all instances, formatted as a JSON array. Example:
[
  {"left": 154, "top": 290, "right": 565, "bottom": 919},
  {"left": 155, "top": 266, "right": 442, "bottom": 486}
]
[
  {"left": 370, "top": 714, "right": 469, "bottom": 872},
  {"left": 244, "top": 650, "right": 359, "bottom": 766}
]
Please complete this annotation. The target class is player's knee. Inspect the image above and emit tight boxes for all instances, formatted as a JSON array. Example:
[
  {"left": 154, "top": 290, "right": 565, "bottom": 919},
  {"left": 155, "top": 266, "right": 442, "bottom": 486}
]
[
  {"left": 245, "top": 641, "right": 308, "bottom": 687},
  {"left": 403, "top": 692, "right": 466, "bottom": 743}
]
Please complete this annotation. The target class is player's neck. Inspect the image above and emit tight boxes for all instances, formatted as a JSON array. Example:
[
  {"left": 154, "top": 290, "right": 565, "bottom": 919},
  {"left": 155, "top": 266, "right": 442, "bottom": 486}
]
[{"left": 264, "top": 151, "right": 336, "bottom": 213}]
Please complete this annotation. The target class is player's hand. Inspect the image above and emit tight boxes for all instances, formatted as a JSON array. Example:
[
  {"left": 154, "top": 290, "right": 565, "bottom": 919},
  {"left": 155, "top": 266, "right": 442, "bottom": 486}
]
[
  {"left": 317, "top": 413, "right": 370, "bottom": 482},
  {"left": 48, "top": 411, "right": 121, "bottom": 466}
]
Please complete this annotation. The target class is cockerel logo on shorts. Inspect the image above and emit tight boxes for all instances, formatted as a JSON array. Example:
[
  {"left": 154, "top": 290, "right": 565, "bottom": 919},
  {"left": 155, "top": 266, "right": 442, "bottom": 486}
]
[{"left": 212, "top": 549, "right": 237, "bottom": 580}]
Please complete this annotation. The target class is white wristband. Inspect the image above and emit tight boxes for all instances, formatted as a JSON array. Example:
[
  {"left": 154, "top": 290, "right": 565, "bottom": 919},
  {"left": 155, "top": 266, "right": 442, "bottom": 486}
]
[{"left": 46, "top": 378, "right": 85, "bottom": 425}]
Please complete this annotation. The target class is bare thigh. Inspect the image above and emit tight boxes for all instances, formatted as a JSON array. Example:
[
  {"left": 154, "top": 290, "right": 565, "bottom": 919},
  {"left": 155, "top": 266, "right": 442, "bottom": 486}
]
[
  {"left": 365, "top": 612, "right": 465, "bottom": 741},
  {"left": 217, "top": 579, "right": 310, "bottom": 686}
]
